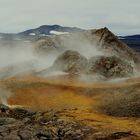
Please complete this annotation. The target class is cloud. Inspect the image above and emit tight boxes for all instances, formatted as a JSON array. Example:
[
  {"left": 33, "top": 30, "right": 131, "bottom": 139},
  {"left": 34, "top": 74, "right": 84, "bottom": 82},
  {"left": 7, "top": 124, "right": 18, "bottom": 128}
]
[{"left": 0, "top": 0, "right": 139, "bottom": 35}]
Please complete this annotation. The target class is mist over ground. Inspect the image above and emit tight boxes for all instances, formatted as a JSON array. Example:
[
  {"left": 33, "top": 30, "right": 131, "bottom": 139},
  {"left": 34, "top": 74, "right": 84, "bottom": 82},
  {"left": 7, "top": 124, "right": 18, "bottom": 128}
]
[
  {"left": 0, "top": 41, "right": 61, "bottom": 78},
  {"left": 0, "top": 31, "right": 139, "bottom": 81},
  {"left": 0, "top": 34, "right": 105, "bottom": 79},
  {"left": 0, "top": 88, "right": 12, "bottom": 105}
]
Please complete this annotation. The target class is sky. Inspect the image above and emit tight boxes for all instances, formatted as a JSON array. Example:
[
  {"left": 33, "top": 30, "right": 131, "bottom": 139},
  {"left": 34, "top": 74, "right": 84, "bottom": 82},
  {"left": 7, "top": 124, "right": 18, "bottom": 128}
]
[{"left": 0, "top": 0, "right": 140, "bottom": 35}]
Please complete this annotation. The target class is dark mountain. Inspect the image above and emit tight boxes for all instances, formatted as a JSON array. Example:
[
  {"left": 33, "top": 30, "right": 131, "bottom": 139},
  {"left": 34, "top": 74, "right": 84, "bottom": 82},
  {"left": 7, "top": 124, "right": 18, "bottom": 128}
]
[
  {"left": 18, "top": 25, "right": 83, "bottom": 36},
  {"left": 0, "top": 25, "right": 83, "bottom": 41},
  {"left": 0, "top": 25, "right": 139, "bottom": 39},
  {"left": 119, "top": 35, "right": 140, "bottom": 52},
  {"left": 120, "top": 35, "right": 140, "bottom": 39}
]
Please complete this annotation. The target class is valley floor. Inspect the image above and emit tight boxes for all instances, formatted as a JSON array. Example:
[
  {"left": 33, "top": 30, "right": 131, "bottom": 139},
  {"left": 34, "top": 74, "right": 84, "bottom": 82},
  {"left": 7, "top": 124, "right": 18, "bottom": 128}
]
[{"left": 0, "top": 75, "right": 140, "bottom": 139}]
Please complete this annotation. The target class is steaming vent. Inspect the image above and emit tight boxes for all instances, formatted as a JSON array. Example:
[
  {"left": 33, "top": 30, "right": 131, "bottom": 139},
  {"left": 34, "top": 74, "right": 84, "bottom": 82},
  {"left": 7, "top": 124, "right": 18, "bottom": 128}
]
[{"left": 0, "top": 27, "right": 139, "bottom": 81}]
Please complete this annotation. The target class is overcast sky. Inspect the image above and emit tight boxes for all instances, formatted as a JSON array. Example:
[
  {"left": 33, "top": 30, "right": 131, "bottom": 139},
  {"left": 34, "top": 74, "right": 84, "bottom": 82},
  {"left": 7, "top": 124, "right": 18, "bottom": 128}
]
[{"left": 0, "top": 0, "right": 139, "bottom": 35}]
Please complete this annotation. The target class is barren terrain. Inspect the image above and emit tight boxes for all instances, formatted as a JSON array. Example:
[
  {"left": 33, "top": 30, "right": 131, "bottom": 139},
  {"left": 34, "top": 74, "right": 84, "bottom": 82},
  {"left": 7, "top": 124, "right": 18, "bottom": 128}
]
[{"left": 0, "top": 75, "right": 140, "bottom": 139}]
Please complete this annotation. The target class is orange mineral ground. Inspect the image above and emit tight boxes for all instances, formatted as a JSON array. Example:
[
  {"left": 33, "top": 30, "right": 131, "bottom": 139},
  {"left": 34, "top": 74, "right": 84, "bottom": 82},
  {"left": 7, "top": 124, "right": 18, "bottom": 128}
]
[{"left": 0, "top": 75, "right": 140, "bottom": 137}]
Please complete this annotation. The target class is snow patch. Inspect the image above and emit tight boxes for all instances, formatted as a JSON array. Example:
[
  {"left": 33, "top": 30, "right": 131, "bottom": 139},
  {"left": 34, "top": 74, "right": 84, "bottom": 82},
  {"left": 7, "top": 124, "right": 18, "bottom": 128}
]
[
  {"left": 50, "top": 30, "right": 69, "bottom": 35},
  {"left": 29, "top": 33, "right": 36, "bottom": 36}
]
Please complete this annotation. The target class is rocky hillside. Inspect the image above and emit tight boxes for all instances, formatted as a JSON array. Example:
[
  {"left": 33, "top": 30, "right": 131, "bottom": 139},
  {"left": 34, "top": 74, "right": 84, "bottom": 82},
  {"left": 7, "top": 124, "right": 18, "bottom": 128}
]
[
  {"left": 39, "top": 50, "right": 134, "bottom": 78},
  {"left": 36, "top": 28, "right": 140, "bottom": 79},
  {"left": 94, "top": 28, "right": 140, "bottom": 63},
  {"left": 0, "top": 104, "right": 93, "bottom": 140},
  {"left": 34, "top": 27, "right": 140, "bottom": 63},
  {"left": 0, "top": 27, "right": 139, "bottom": 80}
]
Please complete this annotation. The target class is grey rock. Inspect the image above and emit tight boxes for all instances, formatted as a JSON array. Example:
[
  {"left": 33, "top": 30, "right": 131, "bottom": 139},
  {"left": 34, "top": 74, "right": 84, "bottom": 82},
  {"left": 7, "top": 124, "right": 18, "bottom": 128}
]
[
  {"left": 0, "top": 135, "right": 3, "bottom": 140},
  {"left": 4, "top": 134, "right": 21, "bottom": 140},
  {"left": 18, "top": 130, "right": 32, "bottom": 140},
  {"left": 53, "top": 50, "right": 88, "bottom": 74},
  {"left": 88, "top": 55, "right": 133, "bottom": 78},
  {"left": 0, "top": 107, "right": 93, "bottom": 140},
  {"left": 0, "top": 126, "right": 9, "bottom": 133},
  {"left": 0, "top": 118, "right": 16, "bottom": 125}
]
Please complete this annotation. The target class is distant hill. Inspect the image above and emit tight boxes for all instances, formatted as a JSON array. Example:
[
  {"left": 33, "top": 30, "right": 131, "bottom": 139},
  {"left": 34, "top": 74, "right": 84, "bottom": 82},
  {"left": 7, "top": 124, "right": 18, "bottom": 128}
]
[
  {"left": 0, "top": 25, "right": 83, "bottom": 41},
  {"left": 18, "top": 25, "right": 83, "bottom": 36},
  {"left": 120, "top": 35, "right": 140, "bottom": 39},
  {"left": 0, "top": 25, "right": 139, "bottom": 52},
  {"left": 119, "top": 35, "right": 140, "bottom": 52}
]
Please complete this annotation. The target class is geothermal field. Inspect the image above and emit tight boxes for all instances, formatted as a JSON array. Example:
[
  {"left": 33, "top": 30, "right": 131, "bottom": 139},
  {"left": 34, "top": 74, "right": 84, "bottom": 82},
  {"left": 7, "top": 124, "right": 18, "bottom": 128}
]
[{"left": 0, "top": 26, "right": 140, "bottom": 139}]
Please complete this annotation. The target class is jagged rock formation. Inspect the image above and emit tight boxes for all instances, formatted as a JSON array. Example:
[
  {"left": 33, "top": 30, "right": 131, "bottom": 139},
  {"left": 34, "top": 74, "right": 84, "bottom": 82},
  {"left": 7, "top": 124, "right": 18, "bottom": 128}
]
[{"left": 94, "top": 27, "right": 140, "bottom": 63}]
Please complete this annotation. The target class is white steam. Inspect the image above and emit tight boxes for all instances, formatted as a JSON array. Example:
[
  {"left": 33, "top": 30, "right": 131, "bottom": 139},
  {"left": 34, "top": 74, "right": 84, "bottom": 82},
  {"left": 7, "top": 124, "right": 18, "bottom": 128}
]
[
  {"left": 0, "top": 44, "right": 34, "bottom": 68},
  {"left": 0, "top": 32, "right": 139, "bottom": 80},
  {"left": 0, "top": 41, "right": 61, "bottom": 79},
  {"left": 0, "top": 88, "right": 12, "bottom": 105},
  {"left": 58, "top": 33, "right": 104, "bottom": 59},
  {"left": 0, "top": 33, "right": 105, "bottom": 79}
]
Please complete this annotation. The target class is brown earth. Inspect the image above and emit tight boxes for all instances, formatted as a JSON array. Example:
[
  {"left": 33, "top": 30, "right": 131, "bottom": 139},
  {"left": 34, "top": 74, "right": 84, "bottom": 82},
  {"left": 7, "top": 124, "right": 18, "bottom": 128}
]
[{"left": 0, "top": 75, "right": 140, "bottom": 139}]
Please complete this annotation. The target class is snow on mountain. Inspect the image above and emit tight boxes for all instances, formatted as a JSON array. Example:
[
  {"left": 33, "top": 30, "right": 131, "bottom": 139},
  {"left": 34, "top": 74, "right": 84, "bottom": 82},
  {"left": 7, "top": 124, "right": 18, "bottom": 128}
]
[
  {"left": 18, "top": 25, "right": 83, "bottom": 36},
  {"left": 29, "top": 33, "right": 36, "bottom": 36},
  {"left": 50, "top": 30, "right": 69, "bottom": 35}
]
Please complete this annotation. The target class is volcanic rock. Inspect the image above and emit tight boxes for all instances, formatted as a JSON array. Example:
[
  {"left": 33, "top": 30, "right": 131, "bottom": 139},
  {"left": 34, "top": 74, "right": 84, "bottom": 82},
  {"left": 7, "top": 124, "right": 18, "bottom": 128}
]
[
  {"left": 52, "top": 50, "right": 88, "bottom": 74},
  {"left": 94, "top": 27, "right": 140, "bottom": 63},
  {"left": 88, "top": 56, "right": 133, "bottom": 78},
  {"left": 34, "top": 27, "right": 140, "bottom": 64},
  {"left": 0, "top": 105, "right": 94, "bottom": 140}
]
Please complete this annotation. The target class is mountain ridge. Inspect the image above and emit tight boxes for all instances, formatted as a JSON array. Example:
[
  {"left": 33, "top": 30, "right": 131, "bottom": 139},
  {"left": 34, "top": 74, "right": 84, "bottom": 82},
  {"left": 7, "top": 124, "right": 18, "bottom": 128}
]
[{"left": 18, "top": 25, "right": 83, "bottom": 36}]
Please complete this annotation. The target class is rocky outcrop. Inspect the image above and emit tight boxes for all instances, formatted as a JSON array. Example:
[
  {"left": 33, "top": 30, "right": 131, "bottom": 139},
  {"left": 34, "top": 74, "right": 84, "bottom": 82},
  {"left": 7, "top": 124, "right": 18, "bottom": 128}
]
[
  {"left": 42, "top": 50, "right": 133, "bottom": 78},
  {"left": 34, "top": 27, "right": 140, "bottom": 64},
  {"left": 0, "top": 104, "right": 93, "bottom": 140},
  {"left": 96, "top": 131, "right": 137, "bottom": 140},
  {"left": 52, "top": 50, "right": 88, "bottom": 74},
  {"left": 94, "top": 27, "right": 140, "bottom": 63},
  {"left": 35, "top": 27, "right": 140, "bottom": 78},
  {"left": 34, "top": 37, "right": 58, "bottom": 53},
  {"left": 0, "top": 104, "right": 138, "bottom": 140},
  {"left": 88, "top": 56, "right": 133, "bottom": 78}
]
